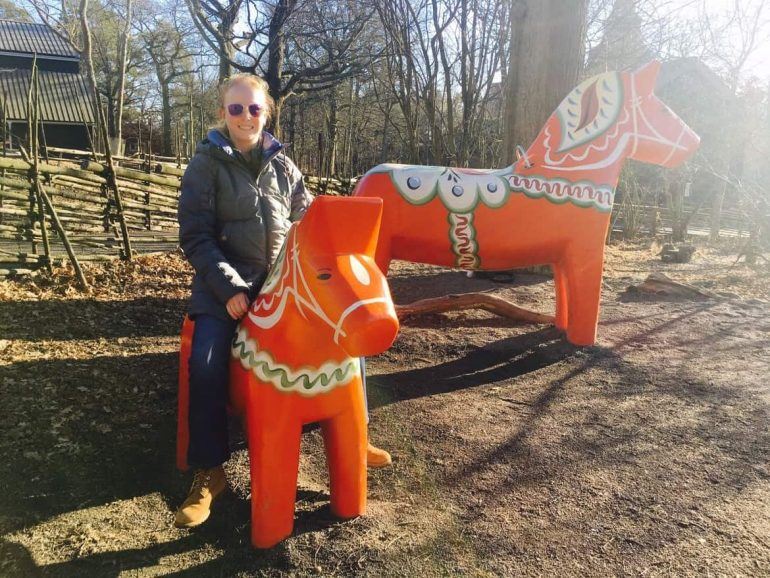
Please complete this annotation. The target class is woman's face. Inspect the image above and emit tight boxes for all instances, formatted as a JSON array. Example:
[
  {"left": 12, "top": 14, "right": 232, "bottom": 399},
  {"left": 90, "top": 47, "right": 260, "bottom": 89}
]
[{"left": 221, "top": 83, "right": 269, "bottom": 149}]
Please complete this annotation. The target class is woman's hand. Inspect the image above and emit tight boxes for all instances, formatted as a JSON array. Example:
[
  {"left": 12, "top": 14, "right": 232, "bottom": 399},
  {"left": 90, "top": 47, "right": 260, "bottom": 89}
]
[{"left": 226, "top": 292, "right": 250, "bottom": 320}]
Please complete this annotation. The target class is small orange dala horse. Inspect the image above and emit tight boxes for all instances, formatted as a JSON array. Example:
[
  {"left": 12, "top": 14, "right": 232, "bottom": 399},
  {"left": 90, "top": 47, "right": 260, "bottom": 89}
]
[
  {"left": 185, "top": 196, "right": 398, "bottom": 549},
  {"left": 353, "top": 61, "right": 700, "bottom": 345}
]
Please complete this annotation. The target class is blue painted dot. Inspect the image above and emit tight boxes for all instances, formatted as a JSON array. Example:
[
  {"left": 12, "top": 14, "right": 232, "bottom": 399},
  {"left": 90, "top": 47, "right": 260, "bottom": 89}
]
[
  {"left": 407, "top": 176, "right": 421, "bottom": 189},
  {"left": 487, "top": 182, "right": 498, "bottom": 193},
  {"left": 451, "top": 185, "right": 464, "bottom": 197}
]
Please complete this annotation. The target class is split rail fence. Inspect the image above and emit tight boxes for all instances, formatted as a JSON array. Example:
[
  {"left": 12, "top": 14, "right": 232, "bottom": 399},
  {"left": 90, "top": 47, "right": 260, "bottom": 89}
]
[
  {"left": 0, "top": 148, "right": 183, "bottom": 279},
  {"left": 0, "top": 146, "right": 355, "bottom": 281}
]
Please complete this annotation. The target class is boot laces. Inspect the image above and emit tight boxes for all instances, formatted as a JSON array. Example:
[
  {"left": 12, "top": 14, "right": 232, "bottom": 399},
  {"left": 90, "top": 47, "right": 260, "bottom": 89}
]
[{"left": 190, "top": 470, "right": 212, "bottom": 496}]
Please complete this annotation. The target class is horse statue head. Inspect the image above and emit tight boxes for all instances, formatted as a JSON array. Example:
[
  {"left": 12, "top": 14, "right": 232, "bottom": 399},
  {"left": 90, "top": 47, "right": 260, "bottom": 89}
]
[
  {"left": 246, "top": 196, "right": 399, "bottom": 362},
  {"left": 530, "top": 60, "right": 700, "bottom": 178}
]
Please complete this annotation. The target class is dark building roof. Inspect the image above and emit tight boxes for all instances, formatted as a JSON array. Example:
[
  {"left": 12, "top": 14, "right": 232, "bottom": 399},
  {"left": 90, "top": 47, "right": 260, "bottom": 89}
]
[
  {"left": 658, "top": 57, "right": 733, "bottom": 101},
  {"left": 0, "top": 19, "right": 79, "bottom": 60},
  {"left": 0, "top": 69, "right": 94, "bottom": 123}
]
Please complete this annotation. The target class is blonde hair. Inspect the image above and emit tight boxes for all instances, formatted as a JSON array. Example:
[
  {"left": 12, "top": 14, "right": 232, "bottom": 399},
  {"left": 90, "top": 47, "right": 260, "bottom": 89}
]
[{"left": 216, "top": 73, "right": 275, "bottom": 129}]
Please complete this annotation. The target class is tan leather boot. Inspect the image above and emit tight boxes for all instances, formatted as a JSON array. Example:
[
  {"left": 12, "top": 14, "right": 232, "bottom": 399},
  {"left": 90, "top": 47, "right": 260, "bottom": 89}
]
[
  {"left": 367, "top": 443, "right": 392, "bottom": 468},
  {"left": 174, "top": 465, "right": 227, "bottom": 528}
]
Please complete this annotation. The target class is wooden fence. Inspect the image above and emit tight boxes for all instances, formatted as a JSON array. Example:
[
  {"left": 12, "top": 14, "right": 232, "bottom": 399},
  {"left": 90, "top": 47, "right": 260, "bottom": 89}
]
[
  {"left": 0, "top": 148, "right": 183, "bottom": 280},
  {"left": 610, "top": 202, "right": 752, "bottom": 240},
  {"left": 0, "top": 146, "right": 356, "bottom": 281}
]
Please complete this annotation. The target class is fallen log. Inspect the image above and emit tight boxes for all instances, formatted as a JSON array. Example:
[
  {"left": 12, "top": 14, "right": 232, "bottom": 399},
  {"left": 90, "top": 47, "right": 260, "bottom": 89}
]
[
  {"left": 627, "top": 272, "right": 715, "bottom": 299},
  {"left": 395, "top": 292, "right": 555, "bottom": 324},
  {"left": 0, "top": 206, "right": 29, "bottom": 217},
  {"left": 0, "top": 189, "right": 31, "bottom": 202},
  {"left": 0, "top": 176, "right": 32, "bottom": 191}
]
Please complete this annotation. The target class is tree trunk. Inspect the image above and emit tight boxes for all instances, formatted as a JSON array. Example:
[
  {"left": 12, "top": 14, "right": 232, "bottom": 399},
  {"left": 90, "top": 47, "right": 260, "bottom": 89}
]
[
  {"left": 297, "top": 101, "right": 305, "bottom": 170},
  {"left": 502, "top": 0, "right": 587, "bottom": 164},
  {"left": 342, "top": 77, "right": 355, "bottom": 176},
  {"left": 433, "top": 0, "right": 455, "bottom": 164},
  {"left": 106, "top": 92, "right": 117, "bottom": 137},
  {"left": 187, "top": 90, "right": 194, "bottom": 159},
  {"left": 326, "top": 89, "right": 338, "bottom": 176},
  {"left": 669, "top": 177, "right": 686, "bottom": 243},
  {"left": 458, "top": 0, "right": 471, "bottom": 166},
  {"left": 217, "top": 15, "right": 234, "bottom": 83},
  {"left": 425, "top": 92, "right": 441, "bottom": 165},
  {"left": 287, "top": 97, "right": 296, "bottom": 153},
  {"left": 161, "top": 82, "right": 172, "bottom": 156},
  {"left": 266, "top": 0, "right": 294, "bottom": 140},
  {"left": 272, "top": 95, "right": 285, "bottom": 141},
  {"left": 380, "top": 98, "right": 391, "bottom": 163},
  {"left": 115, "top": 0, "right": 132, "bottom": 152},
  {"left": 709, "top": 180, "right": 728, "bottom": 242}
]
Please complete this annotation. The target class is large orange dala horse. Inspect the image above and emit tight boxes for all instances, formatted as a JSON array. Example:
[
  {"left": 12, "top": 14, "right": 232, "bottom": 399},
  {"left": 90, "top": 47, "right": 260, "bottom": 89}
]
[
  {"left": 224, "top": 196, "right": 398, "bottom": 548},
  {"left": 353, "top": 61, "right": 700, "bottom": 345}
]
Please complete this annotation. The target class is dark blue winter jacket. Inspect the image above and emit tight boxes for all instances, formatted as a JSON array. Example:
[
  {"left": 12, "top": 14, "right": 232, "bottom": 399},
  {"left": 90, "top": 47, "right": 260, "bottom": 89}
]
[{"left": 178, "top": 129, "right": 312, "bottom": 321}]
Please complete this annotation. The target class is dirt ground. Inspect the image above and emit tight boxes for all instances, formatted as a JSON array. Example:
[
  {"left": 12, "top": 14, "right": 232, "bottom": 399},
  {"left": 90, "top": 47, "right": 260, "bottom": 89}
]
[{"left": 0, "top": 240, "right": 768, "bottom": 577}]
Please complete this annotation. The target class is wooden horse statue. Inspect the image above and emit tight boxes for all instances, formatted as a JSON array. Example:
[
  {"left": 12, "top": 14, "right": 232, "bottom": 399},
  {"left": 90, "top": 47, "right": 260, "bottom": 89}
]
[
  {"left": 353, "top": 61, "right": 700, "bottom": 346},
  {"left": 228, "top": 196, "right": 399, "bottom": 548}
]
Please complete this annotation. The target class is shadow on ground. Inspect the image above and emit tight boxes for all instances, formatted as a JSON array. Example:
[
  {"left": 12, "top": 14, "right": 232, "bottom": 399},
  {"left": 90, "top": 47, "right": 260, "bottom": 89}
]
[
  {"left": 0, "top": 298, "right": 187, "bottom": 340},
  {"left": 368, "top": 327, "right": 575, "bottom": 406},
  {"left": 388, "top": 268, "right": 551, "bottom": 303}
]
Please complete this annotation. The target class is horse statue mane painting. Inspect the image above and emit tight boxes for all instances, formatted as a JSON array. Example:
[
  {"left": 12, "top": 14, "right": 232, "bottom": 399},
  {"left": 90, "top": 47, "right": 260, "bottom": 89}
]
[
  {"left": 353, "top": 61, "right": 700, "bottom": 346},
  {"left": 227, "top": 196, "right": 399, "bottom": 548}
]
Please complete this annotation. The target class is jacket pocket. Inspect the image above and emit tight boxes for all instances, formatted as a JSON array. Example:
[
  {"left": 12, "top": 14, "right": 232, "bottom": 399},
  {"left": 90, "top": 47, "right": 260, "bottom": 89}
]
[
  {"left": 221, "top": 218, "right": 268, "bottom": 265},
  {"left": 218, "top": 221, "right": 233, "bottom": 248}
]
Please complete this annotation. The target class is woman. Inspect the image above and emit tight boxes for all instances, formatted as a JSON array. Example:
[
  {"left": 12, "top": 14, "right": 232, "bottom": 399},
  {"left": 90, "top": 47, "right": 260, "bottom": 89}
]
[{"left": 175, "top": 74, "right": 391, "bottom": 529}]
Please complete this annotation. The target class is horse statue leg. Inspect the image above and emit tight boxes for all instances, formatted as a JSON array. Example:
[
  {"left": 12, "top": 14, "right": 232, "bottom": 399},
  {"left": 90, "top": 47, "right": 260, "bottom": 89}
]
[
  {"left": 562, "top": 244, "right": 605, "bottom": 346},
  {"left": 552, "top": 264, "right": 569, "bottom": 332},
  {"left": 245, "top": 394, "right": 303, "bottom": 548},
  {"left": 321, "top": 379, "right": 368, "bottom": 519}
]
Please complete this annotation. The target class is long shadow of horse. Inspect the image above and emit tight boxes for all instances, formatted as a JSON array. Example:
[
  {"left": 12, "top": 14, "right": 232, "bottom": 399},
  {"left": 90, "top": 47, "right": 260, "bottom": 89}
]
[
  {"left": 367, "top": 327, "right": 575, "bottom": 408},
  {"left": 421, "top": 302, "right": 770, "bottom": 560},
  {"left": 388, "top": 268, "right": 550, "bottom": 303},
  {"left": 0, "top": 344, "right": 344, "bottom": 576}
]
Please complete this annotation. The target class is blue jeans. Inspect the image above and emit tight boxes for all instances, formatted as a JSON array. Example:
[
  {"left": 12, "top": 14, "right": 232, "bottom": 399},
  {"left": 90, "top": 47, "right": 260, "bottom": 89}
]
[{"left": 187, "top": 314, "right": 237, "bottom": 469}]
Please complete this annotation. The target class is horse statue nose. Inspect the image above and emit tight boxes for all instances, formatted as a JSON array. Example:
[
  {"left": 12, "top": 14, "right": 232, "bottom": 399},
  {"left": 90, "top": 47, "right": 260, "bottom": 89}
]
[
  {"left": 339, "top": 305, "right": 400, "bottom": 357},
  {"left": 665, "top": 125, "right": 700, "bottom": 168}
]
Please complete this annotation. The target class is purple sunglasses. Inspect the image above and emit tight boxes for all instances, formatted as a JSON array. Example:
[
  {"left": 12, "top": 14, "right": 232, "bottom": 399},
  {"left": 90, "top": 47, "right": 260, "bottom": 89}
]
[{"left": 227, "top": 103, "right": 264, "bottom": 116}]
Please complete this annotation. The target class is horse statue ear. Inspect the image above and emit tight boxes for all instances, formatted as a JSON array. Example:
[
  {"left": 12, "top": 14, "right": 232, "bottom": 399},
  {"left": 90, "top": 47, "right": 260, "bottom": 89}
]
[
  {"left": 632, "top": 60, "right": 661, "bottom": 95},
  {"left": 298, "top": 196, "right": 383, "bottom": 257}
]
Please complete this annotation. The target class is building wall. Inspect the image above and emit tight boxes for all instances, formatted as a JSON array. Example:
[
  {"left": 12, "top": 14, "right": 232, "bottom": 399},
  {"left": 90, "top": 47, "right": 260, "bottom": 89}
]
[
  {"left": 0, "top": 54, "right": 79, "bottom": 73},
  {"left": 9, "top": 122, "right": 92, "bottom": 151}
]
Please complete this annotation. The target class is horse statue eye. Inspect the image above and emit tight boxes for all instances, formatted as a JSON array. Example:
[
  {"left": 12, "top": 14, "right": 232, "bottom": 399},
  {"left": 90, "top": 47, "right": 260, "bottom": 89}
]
[{"left": 317, "top": 273, "right": 332, "bottom": 280}]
